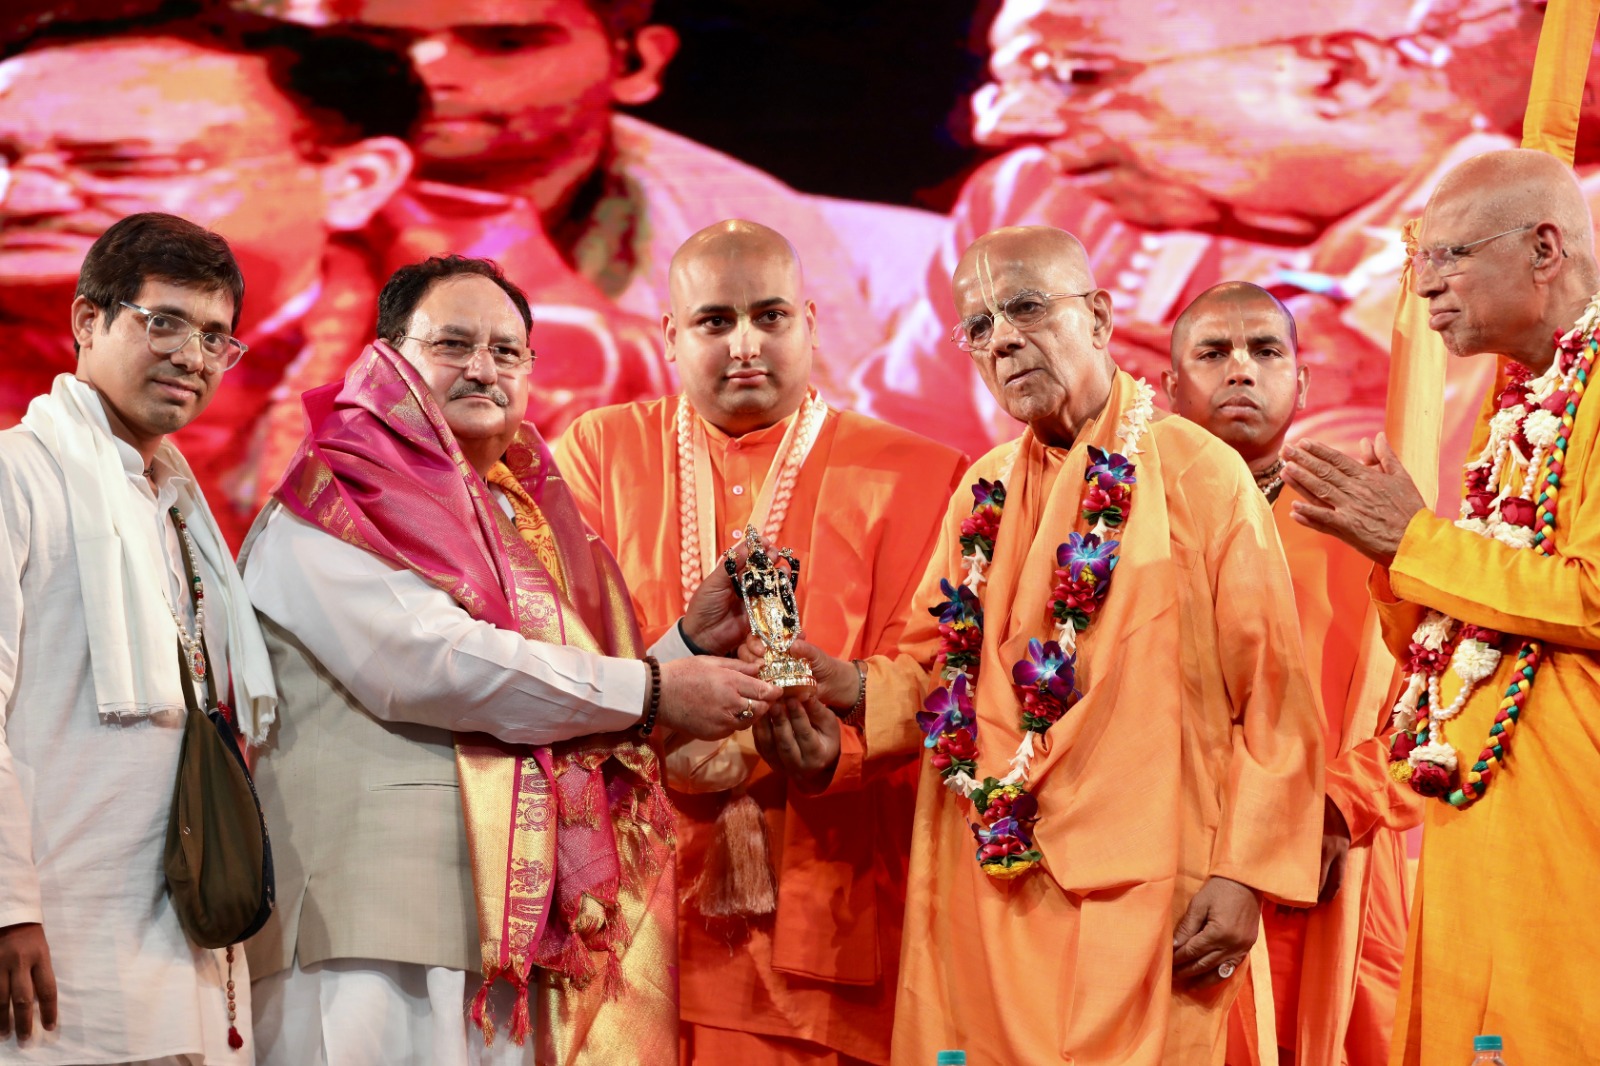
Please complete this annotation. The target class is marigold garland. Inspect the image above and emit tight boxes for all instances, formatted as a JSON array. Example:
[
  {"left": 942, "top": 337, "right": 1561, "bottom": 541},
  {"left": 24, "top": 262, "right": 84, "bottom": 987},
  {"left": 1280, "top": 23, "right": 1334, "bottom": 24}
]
[
  {"left": 1387, "top": 293, "right": 1599, "bottom": 808},
  {"left": 917, "top": 381, "right": 1155, "bottom": 878}
]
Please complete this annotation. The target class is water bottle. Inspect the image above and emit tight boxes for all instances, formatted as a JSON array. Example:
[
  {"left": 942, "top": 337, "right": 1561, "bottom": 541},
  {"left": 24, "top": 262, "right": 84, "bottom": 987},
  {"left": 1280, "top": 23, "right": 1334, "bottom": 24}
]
[
  {"left": 1470, "top": 1034, "right": 1507, "bottom": 1064},
  {"left": 935, "top": 1053, "right": 967, "bottom": 1066}
]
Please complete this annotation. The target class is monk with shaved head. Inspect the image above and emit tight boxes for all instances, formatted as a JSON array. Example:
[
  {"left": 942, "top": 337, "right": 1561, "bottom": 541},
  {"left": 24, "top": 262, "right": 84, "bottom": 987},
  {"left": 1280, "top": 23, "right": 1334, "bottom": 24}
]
[
  {"left": 1286, "top": 148, "right": 1600, "bottom": 1065},
  {"left": 555, "top": 219, "right": 965, "bottom": 1065},
  {"left": 1169, "top": 281, "right": 1418, "bottom": 1066},
  {"left": 784, "top": 224, "right": 1325, "bottom": 1064}
]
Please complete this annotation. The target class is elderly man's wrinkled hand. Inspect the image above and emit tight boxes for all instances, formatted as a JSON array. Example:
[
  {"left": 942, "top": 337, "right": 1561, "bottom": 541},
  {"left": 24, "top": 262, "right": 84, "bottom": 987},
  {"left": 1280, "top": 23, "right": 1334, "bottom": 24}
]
[{"left": 1283, "top": 433, "right": 1426, "bottom": 566}]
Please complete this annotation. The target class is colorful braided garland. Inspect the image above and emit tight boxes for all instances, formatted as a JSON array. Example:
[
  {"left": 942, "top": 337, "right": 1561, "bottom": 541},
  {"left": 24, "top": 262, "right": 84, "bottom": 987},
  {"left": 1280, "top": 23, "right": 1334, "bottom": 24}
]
[{"left": 1387, "top": 297, "right": 1597, "bottom": 808}]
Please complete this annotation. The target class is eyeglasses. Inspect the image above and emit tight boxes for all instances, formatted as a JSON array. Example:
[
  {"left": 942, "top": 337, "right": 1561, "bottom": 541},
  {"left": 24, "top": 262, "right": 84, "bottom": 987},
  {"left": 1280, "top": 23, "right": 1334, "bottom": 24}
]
[
  {"left": 401, "top": 336, "right": 536, "bottom": 373},
  {"left": 951, "top": 290, "right": 1093, "bottom": 352},
  {"left": 1409, "top": 225, "right": 1532, "bottom": 278},
  {"left": 0, "top": 146, "right": 312, "bottom": 205},
  {"left": 119, "top": 302, "right": 247, "bottom": 371}
]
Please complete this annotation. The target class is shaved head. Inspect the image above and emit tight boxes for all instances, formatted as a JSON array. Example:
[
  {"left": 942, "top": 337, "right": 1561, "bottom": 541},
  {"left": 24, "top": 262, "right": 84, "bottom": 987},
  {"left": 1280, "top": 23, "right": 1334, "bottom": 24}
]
[
  {"left": 669, "top": 219, "right": 804, "bottom": 312},
  {"left": 951, "top": 225, "right": 1115, "bottom": 446},
  {"left": 1164, "top": 281, "right": 1307, "bottom": 473},
  {"left": 1170, "top": 281, "right": 1297, "bottom": 367},
  {"left": 1428, "top": 149, "right": 1596, "bottom": 260},
  {"left": 955, "top": 225, "right": 1096, "bottom": 305},
  {"left": 664, "top": 219, "right": 817, "bottom": 435},
  {"left": 1414, "top": 149, "right": 1600, "bottom": 367}
]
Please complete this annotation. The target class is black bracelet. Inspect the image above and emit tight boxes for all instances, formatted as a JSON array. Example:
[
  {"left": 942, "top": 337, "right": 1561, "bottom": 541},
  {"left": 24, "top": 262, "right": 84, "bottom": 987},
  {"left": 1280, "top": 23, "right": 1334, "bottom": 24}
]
[
  {"left": 678, "top": 618, "right": 715, "bottom": 658},
  {"left": 639, "top": 655, "right": 662, "bottom": 737}
]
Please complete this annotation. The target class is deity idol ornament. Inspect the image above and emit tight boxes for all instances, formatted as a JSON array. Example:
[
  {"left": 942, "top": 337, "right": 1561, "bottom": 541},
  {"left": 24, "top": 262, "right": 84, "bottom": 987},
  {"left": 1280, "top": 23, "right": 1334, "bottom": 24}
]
[{"left": 725, "top": 525, "right": 815, "bottom": 689}]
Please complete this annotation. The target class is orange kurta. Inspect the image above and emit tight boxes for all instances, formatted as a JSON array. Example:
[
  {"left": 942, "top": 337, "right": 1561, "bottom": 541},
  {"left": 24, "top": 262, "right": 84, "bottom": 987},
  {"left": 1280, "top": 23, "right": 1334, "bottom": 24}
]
[
  {"left": 846, "top": 371, "right": 1325, "bottom": 1066},
  {"left": 554, "top": 394, "right": 967, "bottom": 1065},
  {"left": 1266, "top": 488, "right": 1421, "bottom": 1066},
  {"left": 1372, "top": 356, "right": 1600, "bottom": 1066}
]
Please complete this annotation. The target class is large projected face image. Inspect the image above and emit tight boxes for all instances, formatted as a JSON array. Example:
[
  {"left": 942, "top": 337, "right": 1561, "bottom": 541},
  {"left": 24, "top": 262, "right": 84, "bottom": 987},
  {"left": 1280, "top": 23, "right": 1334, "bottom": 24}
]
[{"left": 0, "top": 0, "right": 1588, "bottom": 542}]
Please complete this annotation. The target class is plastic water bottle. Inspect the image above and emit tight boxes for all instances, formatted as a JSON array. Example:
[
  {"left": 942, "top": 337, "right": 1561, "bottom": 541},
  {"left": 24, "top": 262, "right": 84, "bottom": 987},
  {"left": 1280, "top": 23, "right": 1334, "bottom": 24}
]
[
  {"left": 1470, "top": 1034, "right": 1508, "bottom": 1064},
  {"left": 936, "top": 1053, "right": 967, "bottom": 1066}
]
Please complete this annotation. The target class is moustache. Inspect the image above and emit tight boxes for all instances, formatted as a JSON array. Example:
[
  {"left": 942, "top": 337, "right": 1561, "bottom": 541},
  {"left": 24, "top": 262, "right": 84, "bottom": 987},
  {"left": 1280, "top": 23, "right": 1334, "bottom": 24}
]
[{"left": 447, "top": 380, "right": 510, "bottom": 407}]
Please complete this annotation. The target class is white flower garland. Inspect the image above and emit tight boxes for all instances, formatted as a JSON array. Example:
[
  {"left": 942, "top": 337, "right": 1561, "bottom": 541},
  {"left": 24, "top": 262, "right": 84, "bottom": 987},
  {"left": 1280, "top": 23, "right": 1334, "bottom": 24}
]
[{"left": 1391, "top": 291, "right": 1600, "bottom": 770}]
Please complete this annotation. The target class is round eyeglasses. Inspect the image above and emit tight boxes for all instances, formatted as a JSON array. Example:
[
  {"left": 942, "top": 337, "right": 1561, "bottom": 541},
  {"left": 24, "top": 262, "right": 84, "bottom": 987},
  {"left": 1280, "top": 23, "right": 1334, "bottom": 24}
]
[
  {"left": 401, "top": 336, "right": 536, "bottom": 373},
  {"left": 119, "top": 302, "right": 247, "bottom": 371},
  {"left": 951, "top": 290, "right": 1093, "bottom": 352}
]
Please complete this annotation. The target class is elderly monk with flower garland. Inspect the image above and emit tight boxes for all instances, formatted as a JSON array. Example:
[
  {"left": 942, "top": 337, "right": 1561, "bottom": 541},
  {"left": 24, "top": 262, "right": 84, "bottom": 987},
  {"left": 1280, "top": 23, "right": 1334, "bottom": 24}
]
[
  {"left": 241, "top": 254, "right": 780, "bottom": 1065},
  {"left": 1284, "top": 149, "right": 1600, "bottom": 1066},
  {"left": 554, "top": 220, "right": 966, "bottom": 1066},
  {"left": 1166, "top": 281, "right": 1419, "bottom": 1066},
  {"left": 771, "top": 224, "right": 1325, "bottom": 1065}
]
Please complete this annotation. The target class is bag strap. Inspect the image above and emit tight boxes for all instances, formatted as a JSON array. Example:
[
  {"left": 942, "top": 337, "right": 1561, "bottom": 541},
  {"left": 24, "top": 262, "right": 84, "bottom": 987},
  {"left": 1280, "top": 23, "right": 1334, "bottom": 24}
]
[{"left": 167, "top": 509, "right": 219, "bottom": 714}]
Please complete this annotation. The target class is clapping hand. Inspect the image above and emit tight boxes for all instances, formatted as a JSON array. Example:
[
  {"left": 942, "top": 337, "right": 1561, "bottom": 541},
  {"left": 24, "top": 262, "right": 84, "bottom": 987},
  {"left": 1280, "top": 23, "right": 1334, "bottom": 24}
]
[{"left": 1282, "top": 434, "right": 1426, "bottom": 567}]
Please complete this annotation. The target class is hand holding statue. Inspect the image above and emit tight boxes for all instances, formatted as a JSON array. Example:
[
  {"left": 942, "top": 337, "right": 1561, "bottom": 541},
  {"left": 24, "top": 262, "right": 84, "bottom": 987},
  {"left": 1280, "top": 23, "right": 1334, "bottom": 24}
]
[
  {"left": 679, "top": 540, "right": 753, "bottom": 656},
  {"left": 656, "top": 656, "right": 780, "bottom": 741},
  {"left": 752, "top": 694, "right": 844, "bottom": 794}
]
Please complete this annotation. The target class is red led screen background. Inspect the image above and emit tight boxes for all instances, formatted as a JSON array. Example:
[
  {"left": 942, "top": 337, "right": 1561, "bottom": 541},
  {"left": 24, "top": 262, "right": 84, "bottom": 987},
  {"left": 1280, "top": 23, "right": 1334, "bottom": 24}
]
[{"left": 0, "top": 0, "right": 1594, "bottom": 546}]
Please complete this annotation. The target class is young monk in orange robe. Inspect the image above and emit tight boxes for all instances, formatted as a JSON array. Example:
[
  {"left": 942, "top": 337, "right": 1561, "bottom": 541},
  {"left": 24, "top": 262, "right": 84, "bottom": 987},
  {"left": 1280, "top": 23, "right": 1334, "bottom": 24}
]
[
  {"left": 1285, "top": 150, "right": 1600, "bottom": 1066},
  {"left": 766, "top": 226, "right": 1325, "bottom": 1065},
  {"left": 1166, "top": 282, "right": 1422, "bottom": 1066},
  {"left": 554, "top": 220, "right": 966, "bottom": 1066}
]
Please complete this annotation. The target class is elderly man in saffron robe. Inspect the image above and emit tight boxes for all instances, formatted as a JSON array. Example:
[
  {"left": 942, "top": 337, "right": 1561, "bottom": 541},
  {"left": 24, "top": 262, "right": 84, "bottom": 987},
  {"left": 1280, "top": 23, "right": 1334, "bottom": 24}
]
[
  {"left": 768, "top": 224, "right": 1325, "bottom": 1065},
  {"left": 1165, "top": 281, "right": 1421, "bottom": 1066},
  {"left": 242, "top": 254, "right": 780, "bottom": 1065},
  {"left": 555, "top": 219, "right": 966, "bottom": 1065},
  {"left": 1284, "top": 148, "right": 1600, "bottom": 1066}
]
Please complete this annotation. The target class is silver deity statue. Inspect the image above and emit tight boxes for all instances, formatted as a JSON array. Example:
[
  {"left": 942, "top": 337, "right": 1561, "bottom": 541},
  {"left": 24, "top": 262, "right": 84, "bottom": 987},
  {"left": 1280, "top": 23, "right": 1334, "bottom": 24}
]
[{"left": 724, "top": 526, "right": 814, "bottom": 689}]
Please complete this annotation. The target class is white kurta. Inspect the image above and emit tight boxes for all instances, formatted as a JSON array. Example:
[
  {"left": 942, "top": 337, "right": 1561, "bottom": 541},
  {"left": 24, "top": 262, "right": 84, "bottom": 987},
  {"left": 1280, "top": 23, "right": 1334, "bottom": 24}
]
[
  {"left": 0, "top": 381, "right": 248, "bottom": 1065},
  {"left": 243, "top": 501, "right": 688, "bottom": 1066}
]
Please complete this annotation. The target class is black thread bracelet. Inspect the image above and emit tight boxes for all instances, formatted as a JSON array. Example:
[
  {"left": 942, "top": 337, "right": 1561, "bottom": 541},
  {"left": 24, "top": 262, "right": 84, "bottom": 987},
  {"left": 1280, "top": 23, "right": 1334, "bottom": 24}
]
[{"left": 639, "top": 655, "right": 662, "bottom": 737}]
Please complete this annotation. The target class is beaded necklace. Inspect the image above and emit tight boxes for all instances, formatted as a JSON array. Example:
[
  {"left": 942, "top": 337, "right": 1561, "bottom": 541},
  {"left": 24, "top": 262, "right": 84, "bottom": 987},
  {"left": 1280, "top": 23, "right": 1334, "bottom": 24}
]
[
  {"left": 1386, "top": 293, "right": 1599, "bottom": 808},
  {"left": 166, "top": 505, "right": 208, "bottom": 685},
  {"left": 918, "top": 381, "right": 1156, "bottom": 878},
  {"left": 1255, "top": 457, "right": 1286, "bottom": 503},
  {"left": 674, "top": 393, "right": 828, "bottom": 608}
]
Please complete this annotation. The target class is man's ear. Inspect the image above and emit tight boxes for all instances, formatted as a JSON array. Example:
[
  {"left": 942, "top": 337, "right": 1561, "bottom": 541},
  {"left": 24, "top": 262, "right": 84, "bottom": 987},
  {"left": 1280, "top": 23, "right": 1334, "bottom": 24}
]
[
  {"left": 1089, "top": 288, "right": 1114, "bottom": 350},
  {"left": 319, "top": 136, "right": 414, "bottom": 233},
  {"left": 1160, "top": 366, "right": 1178, "bottom": 405},
  {"left": 71, "top": 295, "right": 99, "bottom": 353},
  {"left": 612, "top": 25, "right": 679, "bottom": 106},
  {"left": 1531, "top": 221, "right": 1567, "bottom": 281},
  {"left": 662, "top": 311, "right": 678, "bottom": 363},
  {"left": 1295, "top": 362, "right": 1311, "bottom": 412},
  {"left": 1302, "top": 32, "right": 1400, "bottom": 120}
]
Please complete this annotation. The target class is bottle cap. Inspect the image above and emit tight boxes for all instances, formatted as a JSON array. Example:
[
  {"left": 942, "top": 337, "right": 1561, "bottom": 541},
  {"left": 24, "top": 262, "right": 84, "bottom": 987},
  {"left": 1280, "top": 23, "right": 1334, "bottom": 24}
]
[
  {"left": 1474, "top": 1035, "right": 1504, "bottom": 1052},
  {"left": 936, "top": 1054, "right": 968, "bottom": 1066}
]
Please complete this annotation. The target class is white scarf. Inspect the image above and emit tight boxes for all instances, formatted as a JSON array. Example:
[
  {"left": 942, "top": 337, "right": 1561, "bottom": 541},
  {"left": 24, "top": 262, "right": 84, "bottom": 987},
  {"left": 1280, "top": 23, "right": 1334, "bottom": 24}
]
[{"left": 21, "top": 375, "right": 277, "bottom": 742}]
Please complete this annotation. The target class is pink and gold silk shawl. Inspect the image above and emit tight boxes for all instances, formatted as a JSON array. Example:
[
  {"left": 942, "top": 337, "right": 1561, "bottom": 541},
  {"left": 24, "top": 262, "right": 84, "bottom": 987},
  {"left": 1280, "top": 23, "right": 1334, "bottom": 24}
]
[{"left": 275, "top": 342, "right": 677, "bottom": 1059}]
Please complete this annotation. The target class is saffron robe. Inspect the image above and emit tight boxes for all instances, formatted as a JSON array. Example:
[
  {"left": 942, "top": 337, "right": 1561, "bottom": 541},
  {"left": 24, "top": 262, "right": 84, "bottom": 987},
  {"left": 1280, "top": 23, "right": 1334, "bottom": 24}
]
[
  {"left": 1374, "top": 357, "right": 1600, "bottom": 1065},
  {"left": 554, "top": 395, "right": 966, "bottom": 1064},
  {"left": 848, "top": 372, "right": 1325, "bottom": 1066},
  {"left": 1265, "top": 488, "right": 1421, "bottom": 1066}
]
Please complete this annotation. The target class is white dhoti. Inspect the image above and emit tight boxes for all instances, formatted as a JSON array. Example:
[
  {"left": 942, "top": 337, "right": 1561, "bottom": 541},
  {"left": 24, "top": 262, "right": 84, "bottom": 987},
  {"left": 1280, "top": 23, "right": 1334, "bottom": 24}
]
[{"left": 252, "top": 960, "right": 530, "bottom": 1066}]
